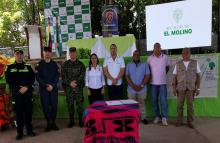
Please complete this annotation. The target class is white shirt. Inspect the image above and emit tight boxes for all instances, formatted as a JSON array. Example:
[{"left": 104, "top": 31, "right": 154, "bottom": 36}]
[
  {"left": 103, "top": 56, "right": 125, "bottom": 85},
  {"left": 173, "top": 61, "right": 201, "bottom": 75},
  {"left": 85, "top": 65, "right": 105, "bottom": 89}
]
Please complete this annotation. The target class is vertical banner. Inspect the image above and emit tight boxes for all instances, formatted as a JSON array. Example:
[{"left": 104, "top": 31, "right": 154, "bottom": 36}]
[
  {"left": 102, "top": 5, "right": 118, "bottom": 36},
  {"left": 44, "top": 0, "right": 92, "bottom": 54}
]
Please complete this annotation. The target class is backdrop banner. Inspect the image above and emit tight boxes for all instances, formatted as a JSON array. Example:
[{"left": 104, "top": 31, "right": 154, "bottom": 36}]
[{"left": 44, "top": 0, "right": 92, "bottom": 53}]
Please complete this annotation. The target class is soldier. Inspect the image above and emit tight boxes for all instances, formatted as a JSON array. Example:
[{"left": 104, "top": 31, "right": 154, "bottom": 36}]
[
  {"left": 36, "top": 47, "right": 59, "bottom": 132},
  {"left": 61, "top": 47, "right": 86, "bottom": 128},
  {"left": 5, "top": 48, "right": 35, "bottom": 140}
]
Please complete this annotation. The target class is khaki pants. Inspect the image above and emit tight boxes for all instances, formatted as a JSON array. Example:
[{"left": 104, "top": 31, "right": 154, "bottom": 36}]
[
  {"left": 177, "top": 90, "right": 194, "bottom": 123},
  {"left": 127, "top": 93, "right": 146, "bottom": 119}
]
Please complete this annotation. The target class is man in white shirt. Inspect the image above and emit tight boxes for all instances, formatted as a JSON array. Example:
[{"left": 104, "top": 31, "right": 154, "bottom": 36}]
[
  {"left": 103, "top": 44, "right": 125, "bottom": 100},
  {"left": 172, "top": 48, "right": 201, "bottom": 129}
]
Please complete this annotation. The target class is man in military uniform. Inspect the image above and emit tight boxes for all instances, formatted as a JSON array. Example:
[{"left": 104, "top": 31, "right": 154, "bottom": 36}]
[
  {"left": 36, "top": 47, "right": 59, "bottom": 132},
  {"left": 61, "top": 47, "right": 86, "bottom": 128},
  {"left": 5, "top": 48, "right": 35, "bottom": 140}
]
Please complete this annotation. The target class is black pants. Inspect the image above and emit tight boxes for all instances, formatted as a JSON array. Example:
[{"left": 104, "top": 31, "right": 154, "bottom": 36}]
[
  {"left": 88, "top": 87, "right": 103, "bottom": 104},
  {"left": 14, "top": 93, "right": 33, "bottom": 135},
  {"left": 40, "top": 88, "right": 58, "bottom": 120},
  {"left": 107, "top": 84, "right": 123, "bottom": 100}
]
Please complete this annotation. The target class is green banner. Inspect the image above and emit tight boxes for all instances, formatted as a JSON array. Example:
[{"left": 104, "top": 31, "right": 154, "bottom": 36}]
[{"left": 44, "top": 0, "right": 92, "bottom": 53}]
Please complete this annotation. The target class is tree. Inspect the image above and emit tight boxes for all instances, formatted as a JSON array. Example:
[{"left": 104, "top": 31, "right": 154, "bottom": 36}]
[
  {"left": 0, "top": 0, "right": 46, "bottom": 48},
  {"left": 0, "top": 0, "right": 25, "bottom": 47}
]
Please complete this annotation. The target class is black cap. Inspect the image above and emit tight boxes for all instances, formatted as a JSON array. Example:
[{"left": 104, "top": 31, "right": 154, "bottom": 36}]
[
  {"left": 14, "top": 47, "right": 24, "bottom": 54},
  {"left": 69, "top": 47, "right": 76, "bottom": 52},
  {"left": 43, "top": 47, "right": 52, "bottom": 52}
]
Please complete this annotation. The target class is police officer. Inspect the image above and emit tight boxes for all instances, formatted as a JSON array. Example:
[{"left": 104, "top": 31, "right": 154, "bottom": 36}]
[
  {"left": 36, "top": 47, "right": 59, "bottom": 132},
  {"left": 5, "top": 48, "right": 35, "bottom": 140},
  {"left": 61, "top": 47, "right": 86, "bottom": 128}
]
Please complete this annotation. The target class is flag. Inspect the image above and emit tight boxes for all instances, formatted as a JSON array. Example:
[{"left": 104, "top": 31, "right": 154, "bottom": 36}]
[
  {"left": 47, "top": 18, "right": 53, "bottom": 51},
  {"left": 55, "top": 17, "right": 62, "bottom": 57}
]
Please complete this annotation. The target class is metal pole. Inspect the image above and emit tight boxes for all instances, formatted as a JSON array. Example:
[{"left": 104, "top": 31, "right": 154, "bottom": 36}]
[
  {"left": 30, "top": 0, "right": 35, "bottom": 25},
  {"left": 137, "top": 0, "right": 141, "bottom": 50},
  {"left": 218, "top": 0, "right": 220, "bottom": 52}
]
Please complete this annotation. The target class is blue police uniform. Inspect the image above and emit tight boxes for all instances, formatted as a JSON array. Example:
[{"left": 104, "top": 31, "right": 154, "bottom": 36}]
[{"left": 36, "top": 59, "right": 59, "bottom": 130}]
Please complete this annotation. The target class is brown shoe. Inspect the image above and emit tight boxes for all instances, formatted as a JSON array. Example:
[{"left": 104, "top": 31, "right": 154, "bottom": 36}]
[
  {"left": 175, "top": 121, "right": 182, "bottom": 127},
  {"left": 187, "top": 122, "right": 194, "bottom": 129}
]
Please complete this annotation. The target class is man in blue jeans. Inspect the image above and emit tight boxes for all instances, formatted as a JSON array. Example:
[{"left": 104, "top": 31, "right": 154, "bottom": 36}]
[{"left": 147, "top": 43, "right": 170, "bottom": 126}]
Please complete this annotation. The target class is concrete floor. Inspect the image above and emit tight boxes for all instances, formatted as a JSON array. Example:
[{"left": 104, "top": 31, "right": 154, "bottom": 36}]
[{"left": 0, "top": 118, "right": 220, "bottom": 143}]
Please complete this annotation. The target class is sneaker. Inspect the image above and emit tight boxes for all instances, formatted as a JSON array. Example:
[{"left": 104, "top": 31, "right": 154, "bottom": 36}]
[
  {"left": 162, "top": 118, "right": 168, "bottom": 126},
  {"left": 141, "top": 118, "right": 149, "bottom": 125},
  {"left": 153, "top": 117, "right": 161, "bottom": 124}
]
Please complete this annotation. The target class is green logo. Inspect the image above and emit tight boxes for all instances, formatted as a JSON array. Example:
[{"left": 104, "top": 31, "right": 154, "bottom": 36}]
[{"left": 173, "top": 9, "right": 183, "bottom": 23}]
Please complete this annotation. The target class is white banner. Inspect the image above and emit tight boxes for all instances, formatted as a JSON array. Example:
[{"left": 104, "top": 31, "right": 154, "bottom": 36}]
[{"left": 146, "top": 0, "right": 212, "bottom": 51}]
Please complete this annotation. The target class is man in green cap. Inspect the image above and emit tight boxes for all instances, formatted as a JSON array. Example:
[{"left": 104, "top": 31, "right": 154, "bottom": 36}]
[{"left": 61, "top": 47, "right": 86, "bottom": 128}]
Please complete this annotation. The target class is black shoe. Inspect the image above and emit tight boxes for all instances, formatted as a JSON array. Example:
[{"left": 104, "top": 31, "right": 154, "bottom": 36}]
[
  {"left": 141, "top": 119, "right": 149, "bottom": 125},
  {"left": 68, "top": 121, "right": 75, "bottom": 128},
  {"left": 79, "top": 120, "right": 84, "bottom": 128},
  {"left": 45, "top": 123, "right": 51, "bottom": 132},
  {"left": 51, "top": 124, "right": 59, "bottom": 131},
  {"left": 16, "top": 134, "right": 23, "bottom": 140},
  {"left": 27, "top": 131, "right": 36, "bottom": 137}
]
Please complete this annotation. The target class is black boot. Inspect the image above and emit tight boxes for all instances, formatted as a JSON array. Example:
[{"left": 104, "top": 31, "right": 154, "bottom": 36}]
[
  {"left": 27, "top": 125, "right": 36, "bottom": 137},
  {"left": 68, "top": 117, "right": 75, "bottom": 128},
  {"left": 16, "top": 133, "right": 23, "bottom": 140},
  {"left": 78, "top": 116, "right": 84, "bottom": 128},
  {"left": 45, "top": 119, "right": 51, "bottom": 132},
  {"left": 51, "top": 119, "right": 59, "bottom": 131},
  {"left": 16, "top": 128, "right": 23, "bottom": 140},
  {"left": 27, "top": 130, "right": 36, "bottom": 137}
]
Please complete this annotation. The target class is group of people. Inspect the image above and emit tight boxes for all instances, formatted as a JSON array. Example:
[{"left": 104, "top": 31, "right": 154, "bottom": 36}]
[{"left": 5, "top": 42, "right": 201, "bottom": 140}]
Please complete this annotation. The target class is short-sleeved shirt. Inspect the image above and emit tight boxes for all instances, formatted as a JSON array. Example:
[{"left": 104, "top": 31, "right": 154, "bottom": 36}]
[
  {"left": 103, "top": 56, "right": 125, "bottom": 85},
  {"left": 147, "top": 54, "right": 169, "bottom": 85},
  {"left": 126, "top": 61, "right": 150, "bottom": 94}
]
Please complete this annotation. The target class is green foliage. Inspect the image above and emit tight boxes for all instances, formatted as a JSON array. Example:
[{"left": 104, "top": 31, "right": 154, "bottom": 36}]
[
  {"left": 0, "top": 0, "right": 45, "bottom": 48},
  {"left": 77, "top": 48, "right": 91, "bottom": 59},
  {"left": 0, "top": 0, "right": 25, "bottom": 47}
]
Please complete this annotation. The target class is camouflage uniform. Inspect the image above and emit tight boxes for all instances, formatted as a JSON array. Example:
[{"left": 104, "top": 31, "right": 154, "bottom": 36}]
[{"left": 61, "top": 59, "right": 86, "bottom": 120}]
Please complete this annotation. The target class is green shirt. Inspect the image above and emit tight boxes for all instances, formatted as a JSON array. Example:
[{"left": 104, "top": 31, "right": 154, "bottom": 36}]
[{"left": 61, "top": 59, "right": 86, "bottom": 89}]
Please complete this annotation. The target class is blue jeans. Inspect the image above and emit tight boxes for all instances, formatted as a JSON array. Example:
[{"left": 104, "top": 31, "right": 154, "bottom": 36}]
[{"left": 151, "top": 85, "right": 168, "bottom": 118}]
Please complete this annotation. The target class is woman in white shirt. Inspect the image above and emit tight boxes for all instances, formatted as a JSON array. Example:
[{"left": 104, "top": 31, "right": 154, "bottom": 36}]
[{"left": 85, "top": 53, "right": 105, "bottom": 104}]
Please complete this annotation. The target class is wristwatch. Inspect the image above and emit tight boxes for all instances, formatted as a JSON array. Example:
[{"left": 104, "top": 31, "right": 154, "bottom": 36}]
[{"left": 141, "top": 84, "right": 144, "bottom": 88}]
